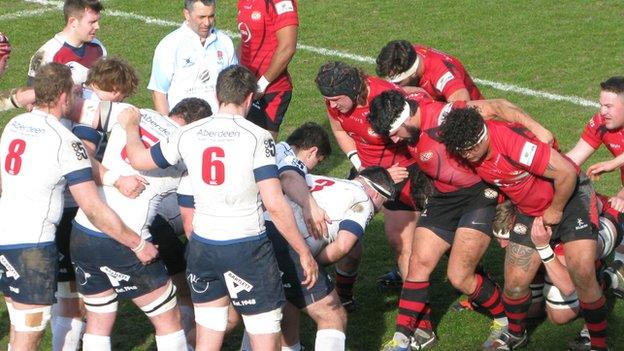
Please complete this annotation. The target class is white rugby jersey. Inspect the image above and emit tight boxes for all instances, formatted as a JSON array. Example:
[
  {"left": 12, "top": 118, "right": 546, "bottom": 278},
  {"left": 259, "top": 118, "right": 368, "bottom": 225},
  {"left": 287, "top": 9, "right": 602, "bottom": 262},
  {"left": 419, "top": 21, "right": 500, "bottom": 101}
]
[
  {"left": 148, "top": 24, "right": 237, "bottom": 114},
  {"left": 73, "top": 107, "right": 186, "bottom": 239},
  {"left": 151, "top": 113, "right": 278, "bottom": 242},
  {"left": 275, "top": 141, "right": 308, "bottom": 177},
  {"left": 270, "top": 174, "right": 375, "bottom": 256},
  {"left": 28, "top": 33, "right": 107, "bottom": 85},
  {"left": 0, "top": 110, "right": 92, "bottom": 246}
]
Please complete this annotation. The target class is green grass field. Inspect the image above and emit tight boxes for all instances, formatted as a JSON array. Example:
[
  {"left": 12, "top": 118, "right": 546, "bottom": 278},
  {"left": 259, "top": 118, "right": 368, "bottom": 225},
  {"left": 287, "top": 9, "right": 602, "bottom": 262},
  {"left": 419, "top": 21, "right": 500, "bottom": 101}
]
[{"left": 1, "top": 0, "right": 624, "bottom": 349}]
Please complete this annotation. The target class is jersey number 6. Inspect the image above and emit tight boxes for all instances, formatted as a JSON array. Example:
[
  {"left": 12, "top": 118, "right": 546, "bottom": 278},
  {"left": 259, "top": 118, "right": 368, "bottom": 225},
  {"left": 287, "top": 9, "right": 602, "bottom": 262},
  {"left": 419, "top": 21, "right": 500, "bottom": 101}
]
[{"left": 202, "top": 146, "right": 225, "bottom": 185}]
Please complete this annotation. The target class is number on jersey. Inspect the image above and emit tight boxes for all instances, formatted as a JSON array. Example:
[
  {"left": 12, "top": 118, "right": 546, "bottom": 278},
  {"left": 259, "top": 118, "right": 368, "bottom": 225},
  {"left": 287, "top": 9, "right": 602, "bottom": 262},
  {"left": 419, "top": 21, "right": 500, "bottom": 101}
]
[
  {"left": 202, "top": 147, "right": 225, "bottom": 185},
  {"left": 4, "top": 139, "right": 26, "bottom": 175}
]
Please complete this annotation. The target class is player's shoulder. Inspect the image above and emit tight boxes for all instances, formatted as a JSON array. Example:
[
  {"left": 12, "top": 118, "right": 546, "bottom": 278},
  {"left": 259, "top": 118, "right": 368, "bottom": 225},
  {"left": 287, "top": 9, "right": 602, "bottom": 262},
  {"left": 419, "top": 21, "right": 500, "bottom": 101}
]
[
  {"left": 88, "top": 37, "right": 106, "bottom": 53},
  {"left": 213, "top": 28, "right": 235, "bottom": 45},
  {"left": 586, "top": 112, "right": 604, "bottom": 128}
]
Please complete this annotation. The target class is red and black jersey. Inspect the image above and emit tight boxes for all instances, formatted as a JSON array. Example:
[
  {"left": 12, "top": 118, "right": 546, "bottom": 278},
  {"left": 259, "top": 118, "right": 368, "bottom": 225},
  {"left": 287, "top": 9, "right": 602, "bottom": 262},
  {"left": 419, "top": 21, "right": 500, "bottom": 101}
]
[{"left": 581, "top": 112, "right": 624, "bottom": 185}]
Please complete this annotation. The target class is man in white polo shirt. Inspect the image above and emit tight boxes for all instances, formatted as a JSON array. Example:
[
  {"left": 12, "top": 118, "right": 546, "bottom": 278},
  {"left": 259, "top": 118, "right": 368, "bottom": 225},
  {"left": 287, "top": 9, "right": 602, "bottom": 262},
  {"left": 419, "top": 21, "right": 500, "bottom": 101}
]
[{"left": 148, "top": 0, "right": 237, "bottom": 115}]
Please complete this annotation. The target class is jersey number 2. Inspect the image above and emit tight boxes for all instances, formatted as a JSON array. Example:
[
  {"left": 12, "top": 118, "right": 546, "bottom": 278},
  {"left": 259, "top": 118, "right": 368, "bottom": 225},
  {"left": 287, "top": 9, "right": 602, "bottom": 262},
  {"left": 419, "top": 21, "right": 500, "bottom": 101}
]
[
  {"left": 202, "top": 147, "right": 225, "bottom": 185},
  {"left": 4, "top": 139, "right": 26, "bottom": 175}
]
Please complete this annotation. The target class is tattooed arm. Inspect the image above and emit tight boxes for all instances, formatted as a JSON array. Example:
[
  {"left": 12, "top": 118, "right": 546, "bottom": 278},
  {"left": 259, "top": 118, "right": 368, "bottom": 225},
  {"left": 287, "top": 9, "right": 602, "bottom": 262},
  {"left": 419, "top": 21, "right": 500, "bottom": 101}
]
[{"left": 540, "top": 150, "right": 577, "bottom": 226}]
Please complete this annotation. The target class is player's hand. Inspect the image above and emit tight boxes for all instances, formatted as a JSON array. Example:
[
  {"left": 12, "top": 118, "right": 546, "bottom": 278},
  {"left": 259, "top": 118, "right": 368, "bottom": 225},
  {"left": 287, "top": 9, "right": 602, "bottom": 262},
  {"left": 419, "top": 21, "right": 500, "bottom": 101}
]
[
  {"left": 298, "top": 250, "right": 319, "bottom": 289},
  {"left": 115, "top": 174, "right": 149, "bottom": 199},
  {"left": 542, "top": 206, "right": 563, "bottom": 226},
  {"left": 135, "top": 241, "right": 159, "bottom": 265},
  {"left": 118, "top": 106, "right": 141, "bottom": 130},
  {"left": 587, "top": 160, "right": 618, "bottom": 181},
  {"left": 303, "top": 202, "right": 331, "bottom": 240},
  {"left": 14, "top": 88, "right": 35, "bottom": 108},
  {"left": 609, "top": 195, "right": 624, "bottom": 213},
  {"left": 530, "top": 216, "right": 553, "bottom": 247},
  {"left": 387, "top": 163, "right": 408, "bottom": 184}
]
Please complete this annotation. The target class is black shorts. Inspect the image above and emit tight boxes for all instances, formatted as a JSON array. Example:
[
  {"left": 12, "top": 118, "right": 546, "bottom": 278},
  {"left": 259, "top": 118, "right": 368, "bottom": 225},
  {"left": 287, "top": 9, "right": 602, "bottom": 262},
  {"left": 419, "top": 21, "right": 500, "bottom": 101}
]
[
  {"left": 55, "top": 207, "right": 78, "bottom": 282},
  {"left": 247, "top": 90, "right": 292, "bottom": 132},
  {"left": 70, "top": 223, "right": 169, "bottom": 299},
  {"left": 384, "top": 163, "right": 421, "bottom": 212},
  {"left": 0, "top": 243, "right": 58, "bottom": 305},
  {"left": 417, "top": 182, "right": 498, "bottom": 244},
  {"left": 266, "top": 221, "right": 333, "bottom": 309},
  {"left": 185, "top": 233, "right": 285, "bottom": 315},
  {"left": 149, "top": 215, "right": 186, "bottom": 276},
  {"left": 511, "top": 178, "right": 599, "bottom": 248}
]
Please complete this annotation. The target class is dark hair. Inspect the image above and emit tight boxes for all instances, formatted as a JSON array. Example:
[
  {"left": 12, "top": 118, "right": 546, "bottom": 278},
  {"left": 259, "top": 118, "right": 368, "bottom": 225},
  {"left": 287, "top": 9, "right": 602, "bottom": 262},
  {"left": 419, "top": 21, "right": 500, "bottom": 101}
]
[
  {"left": 63, "top": 0, "right": 103, "bottom": 23},
  {"left": 600, "top": 76, "right": 624, "bottom": 95},
  {"left": 169, "top": 97, "right": 213, "bottom": 124},
  {"left": 409, "top": 167, "right": 432, "bottom": 211},
  {"left": 285, "top": 122, "right": 332, "bottom": 158},
  {"left": 438, "top": 107, "right": 485, "bottom": 156},
  {"left": 368, "top": 90, "right": 418, "bottom": 136},
  {"left": 184, "top": 0, "right": 215, "bottom": 11},
  {"left": 86, "top": 57, "right": 139, "bottom": 97},
  {"left": 376, "top": 40, "right": 416, "bottom": 78},
  {"left": 315, "top": 61, "right": 368, "bottom": 106},
  {"left": 216, "top": 65, "right": 257, "bottom": 106},
  {"left": 359, "top": 166, "right": 396, "bottom": 199},
  {"left": 34, "top": 63, "right": 73, "bottom": 106}
]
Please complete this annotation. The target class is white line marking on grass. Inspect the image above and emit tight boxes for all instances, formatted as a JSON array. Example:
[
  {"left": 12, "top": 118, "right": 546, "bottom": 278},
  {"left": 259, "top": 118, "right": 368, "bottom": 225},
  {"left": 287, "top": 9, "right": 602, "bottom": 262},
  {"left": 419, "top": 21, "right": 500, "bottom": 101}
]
[
  {"left": 0, "top": 8, "right": 54, "bottom": 21},
  {"left": 15, "top": 0, "right": 599, "bottom": 109}
]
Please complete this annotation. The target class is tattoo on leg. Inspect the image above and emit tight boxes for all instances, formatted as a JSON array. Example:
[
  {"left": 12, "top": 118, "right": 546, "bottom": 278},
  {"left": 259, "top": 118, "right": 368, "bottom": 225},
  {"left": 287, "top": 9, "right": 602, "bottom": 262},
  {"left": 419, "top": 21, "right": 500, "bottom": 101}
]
[{"left": 505, "top": 243, "right": 534, "bottom": 272}]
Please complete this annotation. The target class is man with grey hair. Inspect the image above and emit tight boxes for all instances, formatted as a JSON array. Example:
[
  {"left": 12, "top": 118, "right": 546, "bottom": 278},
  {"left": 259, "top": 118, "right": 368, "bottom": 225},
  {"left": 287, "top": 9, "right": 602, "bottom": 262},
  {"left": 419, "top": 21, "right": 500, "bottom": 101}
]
[{"left": 148, "top": 0, "right": 237, "bottom": 115}]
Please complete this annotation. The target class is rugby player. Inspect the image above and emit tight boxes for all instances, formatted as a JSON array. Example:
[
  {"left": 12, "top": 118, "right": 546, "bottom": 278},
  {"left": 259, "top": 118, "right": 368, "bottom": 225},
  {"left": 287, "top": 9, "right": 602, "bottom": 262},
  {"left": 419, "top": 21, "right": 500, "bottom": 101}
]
[
  {"left": 315, "top": 61, "right": 421, "bottom": 295},
  {"left": 439, "top": 108, "right": 608, "bottom": 351},
  {"left": 0, "top": 62, "right": 157, "bottom": 351},
  {"left": 123, "top": 65, "right": 318, "bottom": 351},
  {"left": 0, "top": 33, "right": 35, "bottom": 112},
  {"left": 28, "top": 0, "right": 106, "bottom": 86},
  {"left": 376, "top": 40, "right": 483, "bottom": 102},
  {"left": 237, "top": 0, "right": 298, "bottom": 138}
]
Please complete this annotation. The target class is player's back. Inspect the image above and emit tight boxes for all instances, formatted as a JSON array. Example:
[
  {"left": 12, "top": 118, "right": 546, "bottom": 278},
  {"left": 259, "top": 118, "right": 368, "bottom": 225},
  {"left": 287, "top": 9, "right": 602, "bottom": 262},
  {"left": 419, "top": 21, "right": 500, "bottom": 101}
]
[
  {"left": 176, "top": 113, "right": 276, "bottom": 241},
  {"left": 0, "top": 111, "right": 90, "bottom": 246}
]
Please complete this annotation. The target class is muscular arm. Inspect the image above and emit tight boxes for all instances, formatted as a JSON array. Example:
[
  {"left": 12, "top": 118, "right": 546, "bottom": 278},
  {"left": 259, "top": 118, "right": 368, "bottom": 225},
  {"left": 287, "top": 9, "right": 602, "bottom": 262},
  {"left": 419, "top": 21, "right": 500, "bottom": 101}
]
[
  {"left": 262, "top": 25, "right": 297, "bottom": 84},
  {"left": 151, "top": 90, "right": 170, "bottom": 115},
  {"left": 565, "top": 138, "right": 596, "bottom": 166},
  {"left": 329, "top": 116, "right": 361, "bottom": 169},
  {"left": 541, "top": 150, "right": 578, "bottom": 225},
  {"left": 316, "top": 230, "right": 359, "bottom": 266},
  {"left": 280, "top": 170, "right": 329, "bottom": 238},
  {"left": 121, "top": 108, "right": 159, "bottom": 171},
  {"left": 470, "top": 99, "right": 554, "bottom": 144},
  {"left": 179, "top": 206, "right": 194, "bottom": 239},
  {"left": 446, "top": 88, "right": 471, "bottom": 102}
]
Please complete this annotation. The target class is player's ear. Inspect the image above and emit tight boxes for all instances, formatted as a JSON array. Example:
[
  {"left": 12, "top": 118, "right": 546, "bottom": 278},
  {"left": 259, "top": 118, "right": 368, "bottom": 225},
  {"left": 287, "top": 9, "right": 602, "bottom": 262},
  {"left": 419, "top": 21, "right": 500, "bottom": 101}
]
[{"left": 183, "top": 8, "right": 191, "bottom": 22}]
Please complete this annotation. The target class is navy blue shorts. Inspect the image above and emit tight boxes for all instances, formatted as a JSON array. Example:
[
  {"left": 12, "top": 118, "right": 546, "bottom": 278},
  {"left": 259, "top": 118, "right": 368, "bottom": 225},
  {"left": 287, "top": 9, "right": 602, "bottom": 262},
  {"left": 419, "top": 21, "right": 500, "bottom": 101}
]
[
  {"left": 0, "top": 243, "right": 58, "bottom": 305},
  {"left": 266, "top": 221, "right": 333, "bottom": 309},
  {"left": 418, "top": 182, "right": 498, "bottom": 244},
  {"left": 150, "top": 215, "right": 186, "bottom": 276},
  {"left": 185, "top": 233, "right": 285, "bottom": 315},
  {"left": 70, "top": 223, "right": 169, "bottom": 299}
]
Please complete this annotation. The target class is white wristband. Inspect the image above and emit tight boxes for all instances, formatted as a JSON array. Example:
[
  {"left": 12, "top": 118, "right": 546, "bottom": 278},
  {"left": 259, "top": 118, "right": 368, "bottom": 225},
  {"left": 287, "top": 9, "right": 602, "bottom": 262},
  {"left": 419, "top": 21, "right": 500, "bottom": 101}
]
[
  {"left": 347, "top": 151, "right": 362, "bottom": 170},
  {"left": 131, "top": 238, "right": 146, "bottom": 253},
  {"left": 257, "top": 75, "right": 270, "bottom": 94},
  {"left": 102, "top": 170, "right": 120, "bottom": 187},
  {"left": 536, "top": 245, "right": 555, "bottom": 262}
]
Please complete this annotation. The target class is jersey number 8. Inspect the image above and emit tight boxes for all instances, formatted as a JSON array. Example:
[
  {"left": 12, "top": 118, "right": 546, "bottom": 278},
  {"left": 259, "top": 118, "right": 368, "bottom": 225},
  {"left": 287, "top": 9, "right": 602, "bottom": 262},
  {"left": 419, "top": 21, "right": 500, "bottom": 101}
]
[{"left": 4, "top": 139, "right": 26, "bottom": 175}]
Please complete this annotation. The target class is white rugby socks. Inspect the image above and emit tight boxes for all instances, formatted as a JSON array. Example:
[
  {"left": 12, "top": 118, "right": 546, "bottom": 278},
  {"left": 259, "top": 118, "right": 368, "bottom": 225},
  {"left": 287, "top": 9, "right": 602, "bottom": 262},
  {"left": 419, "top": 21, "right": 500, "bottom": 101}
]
[
  {"left": 155, "top": 329, "right": 187, "bottom": 350},
  {"left": 315, "top": 329, "right": 345, "bottom": 351},
  {"left": 82, "top": 333, "right": 111, "bottom": 351},
  {"left": 52, "top": 316, "right": 85, "bottom": 351}
]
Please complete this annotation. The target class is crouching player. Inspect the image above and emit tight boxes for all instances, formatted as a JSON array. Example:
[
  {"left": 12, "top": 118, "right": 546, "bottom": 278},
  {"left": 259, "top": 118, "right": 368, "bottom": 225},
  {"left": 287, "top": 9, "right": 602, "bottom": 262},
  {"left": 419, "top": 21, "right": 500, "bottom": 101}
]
[
  {"left": 439, "top": 108, "right": 609, "bottom": 350},
  {"left": 68, "top": 98, "right": 214, "bottom": 350}
]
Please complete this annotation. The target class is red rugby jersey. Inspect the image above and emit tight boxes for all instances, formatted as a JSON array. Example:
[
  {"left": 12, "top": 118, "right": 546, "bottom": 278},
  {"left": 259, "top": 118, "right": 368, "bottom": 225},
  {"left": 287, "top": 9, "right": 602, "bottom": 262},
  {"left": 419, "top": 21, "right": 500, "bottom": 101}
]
[
  {"left": 237, "top": 0, "right": 298, "bottom": 93},
  {"left": 581, "top": 112, "right": 624, "bottom": 185},
  {"left": 413, "top": 44, "right": 483, "bottom": 102}
]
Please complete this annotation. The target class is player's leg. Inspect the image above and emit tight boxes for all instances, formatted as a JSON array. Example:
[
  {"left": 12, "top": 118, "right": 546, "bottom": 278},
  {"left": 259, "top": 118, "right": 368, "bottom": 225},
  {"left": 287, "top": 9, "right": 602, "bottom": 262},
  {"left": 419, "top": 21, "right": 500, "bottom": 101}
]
[
  {"left": 382, "top": 207, "right": 418, "bottom": 279},
  {"left": 81, "top": 289, "right": 118, "bottom": 351},
  {"left": 386, "top": 227, "right": 450, "bottom": 350},
  {"left": 334, "top": 241, "right": 361, "bottom": 312},
  {"left": 132, "top": 279, "right": 186, "bottom": 350},
  {"left": 543, "top": 277, "right": 579, "bottom": 325},
  {"left": 8, "top": 301, "right": 51, "bottom": 351},
  {"left": 564, "top": 239, "right": 607, "bottom": 351},
  {"left": 194, "top": 296, "right": 230, "bottom": 351},
  {"left": 303, "top": 289, "right": 347, "bottom": 351}
]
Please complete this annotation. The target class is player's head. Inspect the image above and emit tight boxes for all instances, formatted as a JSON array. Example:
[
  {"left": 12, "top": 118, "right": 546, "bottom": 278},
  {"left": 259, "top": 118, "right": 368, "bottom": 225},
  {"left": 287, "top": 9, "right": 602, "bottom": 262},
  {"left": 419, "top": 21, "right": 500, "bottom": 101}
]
[
  {"left": 358, "top": 166, "right": 396, "bottom": 212},
  {"left": 169, "top": 97, "right": 213, "bottom": 126},
  {"left": 216, "top": 65, "right": 257, "bottom": 112},
  {"left": 439, "top": 107, "right": 489, "bottom": 163},
  {"left": 369, "top": 90, "right": 420, "bottom": 144},
  {"left": 63, "top": 0, "right": 103, "bottom": 43},
  {"left": 33, "top": 62, "right": 74, "bottom": 114},
  {"left": 315, "top": 61, "right": 367, "bottom": 113},
  {"left": 184, "top": 0, "right": 216, "bottom": 40},
  {"left": 85, "top": 57, "right": 139, "bottom": 102},
  {"left": 599, "top": 76, "right": 624, "bottom": 130},
  {"left": 0, "top": 33, "right": 11, "bottom": 76},
  {"left": 409, "top": 167, "right": 432, "bottom": 212},
  {"left": 376, "top": 40, "right": 420, "bottom": 86},
  {"left": 285, "top": 122, "right": 332, "bottom": 171}
]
